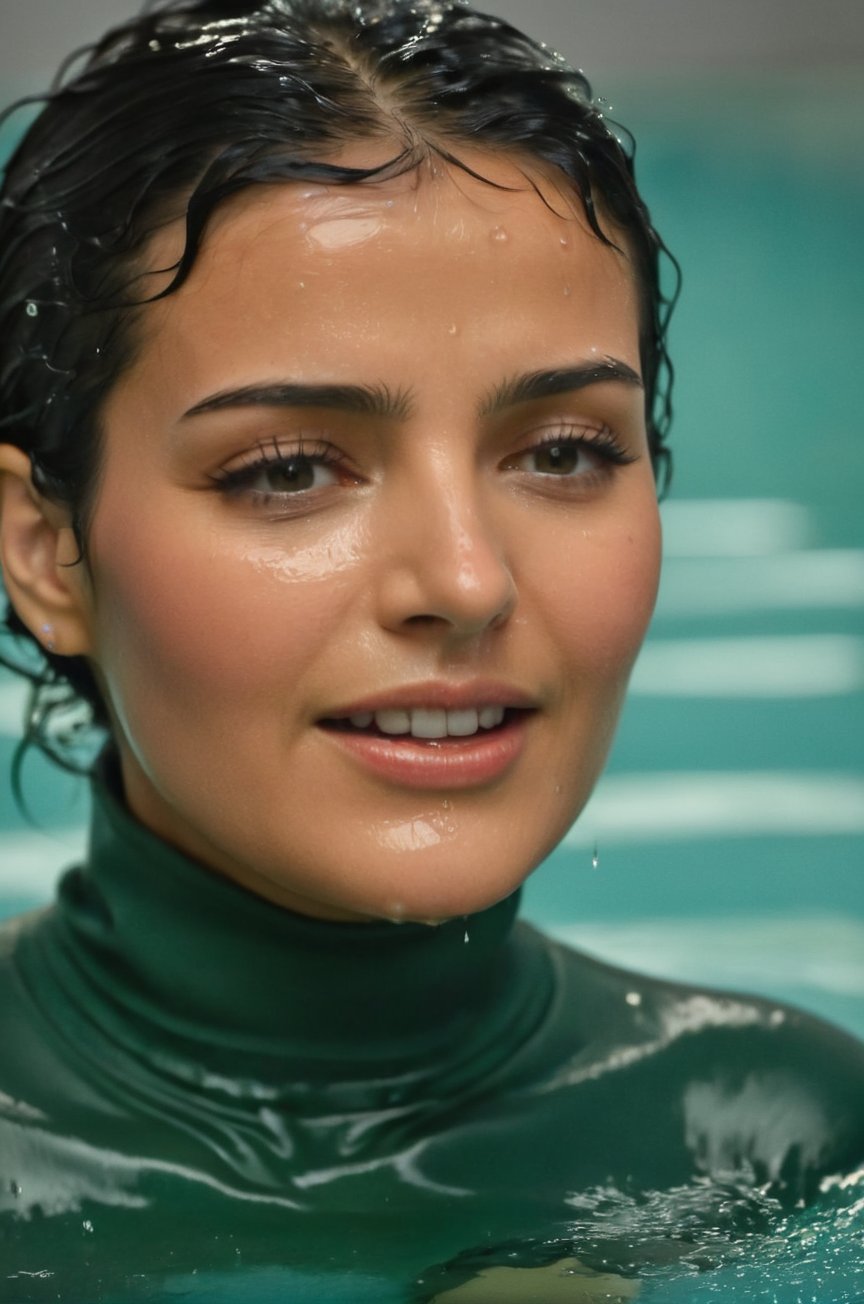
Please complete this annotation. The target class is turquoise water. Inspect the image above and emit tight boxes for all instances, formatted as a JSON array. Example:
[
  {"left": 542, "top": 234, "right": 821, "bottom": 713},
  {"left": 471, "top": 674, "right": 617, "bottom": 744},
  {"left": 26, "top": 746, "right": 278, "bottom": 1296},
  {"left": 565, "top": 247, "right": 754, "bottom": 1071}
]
[{"left": 1, "top": 71, "right": 863, "bottom": 1302}]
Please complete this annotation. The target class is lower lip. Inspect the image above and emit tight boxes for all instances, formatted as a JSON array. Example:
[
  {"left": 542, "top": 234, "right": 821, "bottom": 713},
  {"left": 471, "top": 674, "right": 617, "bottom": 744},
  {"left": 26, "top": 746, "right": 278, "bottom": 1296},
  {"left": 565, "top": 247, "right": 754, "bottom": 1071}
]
[{"left": 318, "top": 714, "right": 531, "bottom": 789}]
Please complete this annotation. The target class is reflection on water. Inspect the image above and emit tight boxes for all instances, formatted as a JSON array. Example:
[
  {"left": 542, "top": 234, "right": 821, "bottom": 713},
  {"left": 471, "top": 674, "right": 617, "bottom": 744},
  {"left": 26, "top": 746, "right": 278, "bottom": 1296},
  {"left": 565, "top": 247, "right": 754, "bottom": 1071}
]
[
  {"left": 415, "top": 1172, "right": 864, "bottom": 1303},
  {"left": 7, "top": 1173, "right": 856, "bottom": 1302}
]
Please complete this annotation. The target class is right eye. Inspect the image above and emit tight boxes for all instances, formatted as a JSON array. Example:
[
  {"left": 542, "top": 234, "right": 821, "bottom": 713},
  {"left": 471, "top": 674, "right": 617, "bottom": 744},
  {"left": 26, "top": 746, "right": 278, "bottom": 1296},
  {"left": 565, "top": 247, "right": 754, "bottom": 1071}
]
[
  {"left": 210, "top": 439, "right": 353, "bottom": 507},
  {"left": 225, "top": 452, "right": 340, "bottom": 496}
]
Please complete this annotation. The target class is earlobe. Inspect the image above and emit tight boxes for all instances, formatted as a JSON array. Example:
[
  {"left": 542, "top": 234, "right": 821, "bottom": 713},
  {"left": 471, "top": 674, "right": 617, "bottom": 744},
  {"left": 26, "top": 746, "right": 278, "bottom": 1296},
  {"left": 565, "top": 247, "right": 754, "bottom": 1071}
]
[{"left": 0, "top": 444, "right": 94, "bottom": 657}]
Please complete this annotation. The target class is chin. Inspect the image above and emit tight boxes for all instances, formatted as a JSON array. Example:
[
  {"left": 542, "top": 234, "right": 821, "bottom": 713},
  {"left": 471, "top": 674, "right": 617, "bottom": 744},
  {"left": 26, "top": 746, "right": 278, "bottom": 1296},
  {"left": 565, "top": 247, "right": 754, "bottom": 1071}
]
[{"left": 345, "top": 853, "right": 539, "bottom": 926}]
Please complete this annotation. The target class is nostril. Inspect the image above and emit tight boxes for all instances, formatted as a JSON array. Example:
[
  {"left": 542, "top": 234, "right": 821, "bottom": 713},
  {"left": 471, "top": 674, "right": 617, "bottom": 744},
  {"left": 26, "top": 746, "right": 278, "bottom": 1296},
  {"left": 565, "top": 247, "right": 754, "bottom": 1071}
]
[{"left": 404, "top": 613, "right": 448, "bottom": 627}]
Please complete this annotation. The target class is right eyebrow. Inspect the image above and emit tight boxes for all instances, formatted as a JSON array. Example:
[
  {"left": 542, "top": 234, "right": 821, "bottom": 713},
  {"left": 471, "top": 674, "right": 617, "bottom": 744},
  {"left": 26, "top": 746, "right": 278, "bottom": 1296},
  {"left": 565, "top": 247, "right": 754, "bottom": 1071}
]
[{"left": 182, "top": 381, "right": 414, "bottom": 421}]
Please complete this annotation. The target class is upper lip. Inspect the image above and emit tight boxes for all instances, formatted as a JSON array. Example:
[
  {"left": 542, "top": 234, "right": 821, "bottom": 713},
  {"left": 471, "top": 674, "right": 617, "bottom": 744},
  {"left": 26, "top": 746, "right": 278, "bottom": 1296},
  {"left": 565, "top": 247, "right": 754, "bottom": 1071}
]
[{"left": 321, "top": 681, "right": 540, "bottom": 718}]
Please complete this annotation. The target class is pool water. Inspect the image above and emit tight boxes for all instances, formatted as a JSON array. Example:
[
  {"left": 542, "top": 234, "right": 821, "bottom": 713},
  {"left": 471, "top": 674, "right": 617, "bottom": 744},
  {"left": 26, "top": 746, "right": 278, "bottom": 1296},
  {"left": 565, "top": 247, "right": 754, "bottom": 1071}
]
[{"left": 1, "top": 70, "right": 862, "bottom": 1304}]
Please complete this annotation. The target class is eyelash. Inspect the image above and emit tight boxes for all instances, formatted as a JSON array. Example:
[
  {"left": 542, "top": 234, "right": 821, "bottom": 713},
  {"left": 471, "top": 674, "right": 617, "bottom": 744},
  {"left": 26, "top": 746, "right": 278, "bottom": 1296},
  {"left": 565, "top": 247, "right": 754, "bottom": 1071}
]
[
  {"left": 515, "top": 426, "right": 638, "bottom": 471},
  {"left": 208, "top": 438, "right": 347, "bottom": 502},
  {"left": 209, "top": 425, "right": 636, "bottom": 506}
]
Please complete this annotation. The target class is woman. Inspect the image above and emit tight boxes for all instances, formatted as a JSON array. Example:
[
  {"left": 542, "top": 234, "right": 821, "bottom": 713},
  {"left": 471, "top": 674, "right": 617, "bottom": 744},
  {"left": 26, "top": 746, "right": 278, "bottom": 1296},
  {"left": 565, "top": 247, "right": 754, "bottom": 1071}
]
[{"left": 0, "top": 1, "right": 862, "bottom": 1299}]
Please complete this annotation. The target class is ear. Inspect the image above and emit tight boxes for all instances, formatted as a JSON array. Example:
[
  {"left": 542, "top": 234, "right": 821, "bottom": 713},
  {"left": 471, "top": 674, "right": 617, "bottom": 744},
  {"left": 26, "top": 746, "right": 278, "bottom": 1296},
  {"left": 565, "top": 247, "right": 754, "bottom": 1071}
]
[{"left": 0, "top": 444, "right": 94, "bottom": 657}]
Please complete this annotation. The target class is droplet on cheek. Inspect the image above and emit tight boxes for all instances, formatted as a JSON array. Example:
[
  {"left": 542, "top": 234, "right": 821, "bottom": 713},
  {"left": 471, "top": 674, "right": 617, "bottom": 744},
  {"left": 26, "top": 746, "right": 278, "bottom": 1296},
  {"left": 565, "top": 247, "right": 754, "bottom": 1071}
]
[
  {"left": 447, "top": 323, "right": 459, "bottom": 336},
  {"left": 490, "top": 226, "right": 509, "bottom": 244},
  {"left": 559, "top": 236, "right": 570, "bottom": 249},
  {"left": 563, "top": 285, "right": 572, "bottom": 298}
]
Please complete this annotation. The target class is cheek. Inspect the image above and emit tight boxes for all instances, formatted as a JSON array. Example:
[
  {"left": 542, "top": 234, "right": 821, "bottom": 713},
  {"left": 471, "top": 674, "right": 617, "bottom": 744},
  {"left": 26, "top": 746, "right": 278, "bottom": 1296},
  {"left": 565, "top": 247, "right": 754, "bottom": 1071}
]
[
  {"left": 540, "top": 502, "right": 661, "bottom": 676},
  {"left": 86, "top": 504, "right": 366, "bottom": 713}
]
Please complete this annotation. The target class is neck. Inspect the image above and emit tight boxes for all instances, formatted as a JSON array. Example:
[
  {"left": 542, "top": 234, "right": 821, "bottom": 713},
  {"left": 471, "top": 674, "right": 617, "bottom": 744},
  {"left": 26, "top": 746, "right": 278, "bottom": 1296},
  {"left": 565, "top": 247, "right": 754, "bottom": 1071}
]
[{"left": 38, "top": 757, "right": 550, "bottom": 1097}]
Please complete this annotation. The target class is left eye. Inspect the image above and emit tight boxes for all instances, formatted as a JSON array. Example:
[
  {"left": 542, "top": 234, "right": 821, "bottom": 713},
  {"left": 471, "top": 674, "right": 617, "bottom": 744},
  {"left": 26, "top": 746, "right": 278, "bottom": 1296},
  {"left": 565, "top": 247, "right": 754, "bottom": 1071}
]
[{"left": 511, "top": 440, "right": 603, "bottom": 477}]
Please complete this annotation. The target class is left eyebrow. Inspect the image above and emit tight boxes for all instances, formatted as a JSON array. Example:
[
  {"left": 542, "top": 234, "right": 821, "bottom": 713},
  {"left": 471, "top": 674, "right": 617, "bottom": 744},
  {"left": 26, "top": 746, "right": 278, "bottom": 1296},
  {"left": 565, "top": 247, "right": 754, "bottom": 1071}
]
[
  {"left": 480, "top": 359, "right": 643, "bottom": 417},
  {"left": 182, "top": 381, "right": 413, "bottom": 421}
]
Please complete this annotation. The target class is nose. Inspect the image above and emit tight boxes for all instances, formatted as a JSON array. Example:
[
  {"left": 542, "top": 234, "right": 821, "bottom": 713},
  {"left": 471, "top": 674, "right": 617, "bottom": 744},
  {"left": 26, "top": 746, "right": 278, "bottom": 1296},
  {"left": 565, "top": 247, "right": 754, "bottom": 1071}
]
[{"left": 374, "top": 463, "right": 516, "bottom": 640}]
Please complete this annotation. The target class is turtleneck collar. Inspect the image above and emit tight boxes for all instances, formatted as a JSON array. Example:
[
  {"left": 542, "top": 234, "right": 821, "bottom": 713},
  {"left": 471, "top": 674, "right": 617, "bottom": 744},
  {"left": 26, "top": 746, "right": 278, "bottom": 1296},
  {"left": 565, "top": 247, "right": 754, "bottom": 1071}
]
[{"left": 29, "top": 757, "right": 552, "bottom": 1098}]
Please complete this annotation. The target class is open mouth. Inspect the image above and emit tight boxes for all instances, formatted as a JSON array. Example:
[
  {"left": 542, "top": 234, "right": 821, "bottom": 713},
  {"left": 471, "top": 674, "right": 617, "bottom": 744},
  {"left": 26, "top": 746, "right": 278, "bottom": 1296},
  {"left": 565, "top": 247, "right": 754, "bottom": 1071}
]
[{"left": 319, "top": 706, "right": 531, "bottom": 742}]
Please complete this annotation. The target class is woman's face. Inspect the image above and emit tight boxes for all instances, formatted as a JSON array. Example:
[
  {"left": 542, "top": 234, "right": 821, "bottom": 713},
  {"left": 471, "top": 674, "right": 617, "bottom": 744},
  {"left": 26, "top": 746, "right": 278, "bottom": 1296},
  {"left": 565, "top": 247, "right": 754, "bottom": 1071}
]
[{"left": 74, "top": 147, "right": 661, "bottom": 922}]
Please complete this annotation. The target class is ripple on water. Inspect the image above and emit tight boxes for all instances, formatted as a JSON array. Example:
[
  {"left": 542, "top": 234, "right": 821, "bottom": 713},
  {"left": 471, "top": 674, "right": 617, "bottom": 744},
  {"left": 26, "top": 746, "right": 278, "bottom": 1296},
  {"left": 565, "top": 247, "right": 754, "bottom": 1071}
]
[{"left": 413, "top": 1171, "right": 864, "bottom": 1302}]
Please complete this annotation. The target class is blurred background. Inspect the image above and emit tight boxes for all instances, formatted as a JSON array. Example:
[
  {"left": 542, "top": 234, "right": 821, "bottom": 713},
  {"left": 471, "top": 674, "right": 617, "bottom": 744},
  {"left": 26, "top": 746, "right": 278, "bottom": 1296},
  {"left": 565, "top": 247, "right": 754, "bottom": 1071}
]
[{"left": 1, "top": 1, "right": 863, "bottom": 1033}]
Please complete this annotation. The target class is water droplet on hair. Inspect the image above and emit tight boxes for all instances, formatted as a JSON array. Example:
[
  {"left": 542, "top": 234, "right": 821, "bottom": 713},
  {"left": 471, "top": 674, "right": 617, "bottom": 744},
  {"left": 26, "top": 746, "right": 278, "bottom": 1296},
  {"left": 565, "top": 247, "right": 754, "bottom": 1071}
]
[
  {"left": 490, "top": 226, "right": 509, "bottom": 244},
  {"left": 25, "top": 301, "right": 38, "bottom": 317},
  {"left": 9, "top": 1180, "right": 20, "bottom": 1198},
  {"left": 591, "top": 845, "right": 599, "bottom": 870},
  {"left": 625, "top": 991, "right": 642, "bottom": 1007},
  {"left": 82, "top": 1219, "right": 94, "bottom": 1234},
  {"left": 149, "top": 39, "right": 161, "bottom": 52},
  {"left": 463, "top": 928, "right": 470, "bottom": 944}
]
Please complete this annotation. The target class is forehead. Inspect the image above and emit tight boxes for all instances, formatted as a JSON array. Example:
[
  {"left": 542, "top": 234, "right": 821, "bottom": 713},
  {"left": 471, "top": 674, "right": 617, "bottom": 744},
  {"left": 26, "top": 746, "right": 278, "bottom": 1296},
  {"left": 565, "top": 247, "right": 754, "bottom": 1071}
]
[
  {"left": 146, "top": 142, "right": 634, "bottom": 292},
  {"left": 125, "top": 146, "right": 641, "bottom": 412}
]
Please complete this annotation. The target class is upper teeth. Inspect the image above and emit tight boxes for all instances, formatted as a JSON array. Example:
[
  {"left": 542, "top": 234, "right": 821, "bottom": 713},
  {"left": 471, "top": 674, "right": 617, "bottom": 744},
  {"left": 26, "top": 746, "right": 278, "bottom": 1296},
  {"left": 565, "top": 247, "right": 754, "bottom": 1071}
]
[{"left": 348, "top": 706, "right": 506, "bottom": 739}]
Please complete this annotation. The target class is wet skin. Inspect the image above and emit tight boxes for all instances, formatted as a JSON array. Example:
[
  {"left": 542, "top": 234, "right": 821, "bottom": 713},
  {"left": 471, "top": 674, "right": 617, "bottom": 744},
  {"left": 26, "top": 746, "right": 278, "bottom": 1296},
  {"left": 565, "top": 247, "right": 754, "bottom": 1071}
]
[
  {"left": 1, "top": 149, "right": 864, "bottom": 1301},
  {"left": 28, "top": 146, "right": 659, "bottom": 924}
]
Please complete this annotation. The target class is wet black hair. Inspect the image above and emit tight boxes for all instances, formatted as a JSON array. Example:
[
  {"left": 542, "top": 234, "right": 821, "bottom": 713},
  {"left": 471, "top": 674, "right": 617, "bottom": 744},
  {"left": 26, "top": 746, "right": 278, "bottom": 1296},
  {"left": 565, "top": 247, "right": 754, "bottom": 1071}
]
[{"left": 0, "top": 0, "right": 677, "bottom": 772}]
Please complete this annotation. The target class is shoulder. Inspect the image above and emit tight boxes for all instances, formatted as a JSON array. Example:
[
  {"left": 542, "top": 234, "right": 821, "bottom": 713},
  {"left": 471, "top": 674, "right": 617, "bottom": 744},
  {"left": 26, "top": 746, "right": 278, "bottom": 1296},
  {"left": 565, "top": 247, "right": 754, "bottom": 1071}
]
[{"left": 522, "top": 922, "right": 864, "bottom": 1190}]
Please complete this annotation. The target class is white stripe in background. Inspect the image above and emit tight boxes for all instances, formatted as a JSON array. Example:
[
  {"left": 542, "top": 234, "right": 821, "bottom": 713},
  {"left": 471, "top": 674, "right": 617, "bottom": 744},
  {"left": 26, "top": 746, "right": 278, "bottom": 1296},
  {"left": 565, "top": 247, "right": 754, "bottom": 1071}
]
[
  {"left": 0, "top": 679, "right": 26, "bottom": 736},
  {"left": 565, "top": 771, "right": 864, "bottom": 845},
  {"left": 661, "top": 498, "right": 812, "bottom": 557},
  {"left": 548, "top": 914, "right": 864, "bottom": 996},
  {"left": 631, "top": 634, "right": 864, "bottom": 697},
  {"left": 657, "top": 550, "right": 864, "bottom": 614},
  {"left": 0, "top": 828, "right": 87, "bottom": 894}
]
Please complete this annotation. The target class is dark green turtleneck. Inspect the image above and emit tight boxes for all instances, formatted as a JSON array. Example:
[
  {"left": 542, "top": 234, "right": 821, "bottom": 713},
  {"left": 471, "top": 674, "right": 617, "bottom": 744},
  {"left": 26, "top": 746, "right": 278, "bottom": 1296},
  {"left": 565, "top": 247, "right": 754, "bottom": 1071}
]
[{"left": 1, "top": 761, "right": 863, "bottom": 1303}]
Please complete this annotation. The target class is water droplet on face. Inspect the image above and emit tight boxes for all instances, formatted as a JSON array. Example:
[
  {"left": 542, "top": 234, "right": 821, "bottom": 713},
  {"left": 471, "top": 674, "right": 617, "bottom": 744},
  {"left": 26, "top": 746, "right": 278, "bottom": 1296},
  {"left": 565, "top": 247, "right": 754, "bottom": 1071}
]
[
  {"left": 625, "top": 991, "right": 642, "bottom": 1007},
  {"left": 25, "top": 301, "right": 38, "bottom": 317},
  {"left": 447, "top": 324, "right": 458, "bottom": 336},
  {"left": 591, "top": 845, "right": 599, "bottom": 870},
  {"left": 563, "top": 285, "right": 572, "bottom": 298},
  {"left": 490, "top": 226, "right": 509, "bottom": 243},
  {"left": 297, "top": 280, "right": 306, "bottom": 289},
  {"left": 559, "top": 236, "right": 570, "bottom": 249}
]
